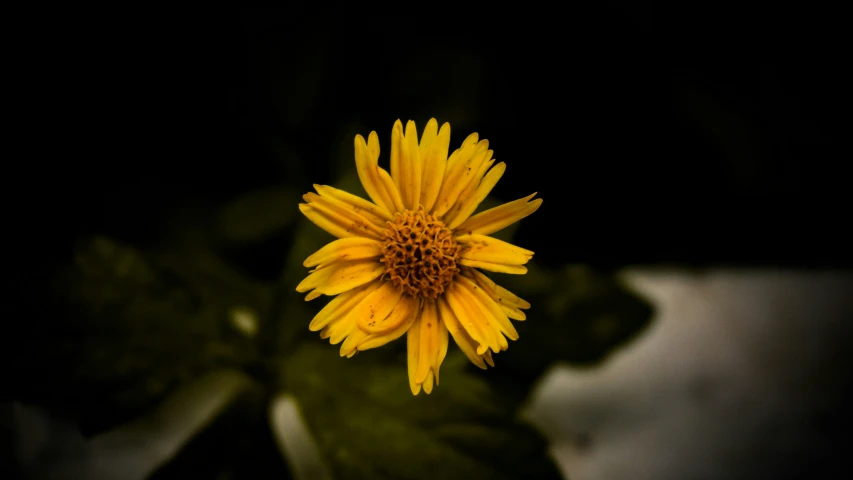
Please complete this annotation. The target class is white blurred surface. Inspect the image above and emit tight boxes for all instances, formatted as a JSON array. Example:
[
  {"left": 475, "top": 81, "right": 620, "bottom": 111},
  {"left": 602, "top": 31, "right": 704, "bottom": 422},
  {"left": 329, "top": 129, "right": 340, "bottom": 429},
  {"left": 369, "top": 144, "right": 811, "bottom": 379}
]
[
  {"left": 524, "top": 269, "right": 853, "bottom": 480},
  {"left": 270, "top": 394, "right": 333, "bottom": 480},
  {"left": 9, "top": 369, "right": 254, "bottom": 480}
]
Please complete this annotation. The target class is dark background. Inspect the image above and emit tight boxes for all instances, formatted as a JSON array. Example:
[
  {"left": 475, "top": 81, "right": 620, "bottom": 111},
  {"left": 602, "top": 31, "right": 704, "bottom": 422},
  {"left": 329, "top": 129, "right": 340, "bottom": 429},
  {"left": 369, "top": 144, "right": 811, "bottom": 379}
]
[
  {"left": 5, "top": 6, "right": 852, "bottom": 480},
  {"left": 23, "top": 6, "right": 850, "bottom": 276}
]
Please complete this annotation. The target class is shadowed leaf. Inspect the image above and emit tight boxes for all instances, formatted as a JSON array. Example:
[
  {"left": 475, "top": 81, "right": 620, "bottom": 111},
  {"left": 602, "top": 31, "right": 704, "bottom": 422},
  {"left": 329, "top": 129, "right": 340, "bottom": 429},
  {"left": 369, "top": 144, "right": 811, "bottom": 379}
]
[
  {"left": 282, "top": 344, "right": 563, "bottom": 480},
  {"left": 12, "top": 236, "right": 270, "bottom": 436},
  {"left": 217, "top": 187, "right": 302, "bottom": 244}
]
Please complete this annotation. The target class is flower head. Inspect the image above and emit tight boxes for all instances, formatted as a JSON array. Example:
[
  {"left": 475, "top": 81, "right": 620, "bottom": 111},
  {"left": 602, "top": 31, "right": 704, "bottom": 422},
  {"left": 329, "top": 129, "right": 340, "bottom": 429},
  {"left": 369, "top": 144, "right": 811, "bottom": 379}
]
[{"left": 297, "top": 119, "right": 542, "bottom": 395}]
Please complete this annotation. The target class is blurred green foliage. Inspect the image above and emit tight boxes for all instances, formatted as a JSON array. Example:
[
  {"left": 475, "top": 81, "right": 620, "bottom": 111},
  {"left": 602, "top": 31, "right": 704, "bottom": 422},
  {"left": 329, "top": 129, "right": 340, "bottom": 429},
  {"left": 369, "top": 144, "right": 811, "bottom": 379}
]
[
  {"left": 11, "top": 170, "right": 653, "bottom": 479},
  {"left": 15, "top": 236, "right": 269, "bottom": 436},
  {"left": 285, "top": 345, "right": 562, "bottom": 480},
  {"left": 217, "top": 186, "right": 302, "bottom": 245}
]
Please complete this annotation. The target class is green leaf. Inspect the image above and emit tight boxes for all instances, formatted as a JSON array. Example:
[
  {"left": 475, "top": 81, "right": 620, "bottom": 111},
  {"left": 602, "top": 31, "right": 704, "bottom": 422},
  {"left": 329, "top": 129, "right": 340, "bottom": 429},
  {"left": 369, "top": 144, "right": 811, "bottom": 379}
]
[
  {"left": 282, "top": 344, "right": 564, "bottom": 480},
  {"left": 13, "top": 236, "right": 270, "bottom": 436},
  {"left": 216, "top": 187, "right": 302, "bottom": 244}
]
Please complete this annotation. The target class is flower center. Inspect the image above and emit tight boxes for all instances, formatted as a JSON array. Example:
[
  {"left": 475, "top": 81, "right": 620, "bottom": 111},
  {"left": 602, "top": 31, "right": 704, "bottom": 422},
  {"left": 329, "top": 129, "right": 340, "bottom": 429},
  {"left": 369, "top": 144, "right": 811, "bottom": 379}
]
[{"left": 380, "top": 208, "right": 460, "bottom": 298}]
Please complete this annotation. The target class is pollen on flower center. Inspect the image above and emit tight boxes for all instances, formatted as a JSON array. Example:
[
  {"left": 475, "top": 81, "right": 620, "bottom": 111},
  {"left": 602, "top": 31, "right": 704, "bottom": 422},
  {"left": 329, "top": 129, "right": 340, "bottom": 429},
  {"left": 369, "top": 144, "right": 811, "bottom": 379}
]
[{"left": 380, "top": 208, "right": 460, "bottom": 298}]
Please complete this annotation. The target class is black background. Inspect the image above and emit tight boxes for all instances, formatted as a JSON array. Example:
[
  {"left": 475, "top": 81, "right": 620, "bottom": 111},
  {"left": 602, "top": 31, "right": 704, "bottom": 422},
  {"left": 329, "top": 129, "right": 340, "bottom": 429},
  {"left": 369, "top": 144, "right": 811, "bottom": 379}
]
[
  {"left": 20, "top": 6, "right": 850, "bottom": 273},
  {"left": 5, "top": 6, "right": 852, "bottom": 480}
]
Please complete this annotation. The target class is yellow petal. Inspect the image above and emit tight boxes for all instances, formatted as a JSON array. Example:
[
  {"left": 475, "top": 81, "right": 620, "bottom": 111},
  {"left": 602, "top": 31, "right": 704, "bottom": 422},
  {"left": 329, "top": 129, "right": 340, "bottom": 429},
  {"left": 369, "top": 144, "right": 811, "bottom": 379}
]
[
  {"left": 393, "top": 298, "right": 445, "bottom": 392},
  {"left": 483, "top": 350, "right": 495, "bottom": 367},
  {"left": 303, "top": 192, "right": 385, "bottom": 240},
  {"left": 431, "top": 133, "right": 479, "bottom": 216},
  {"left": 296, "top": 260, "right": 385, "bottom": 299},
  {"left": 390, "top": 120, "right": 403, "bottom": 193},
  {"left": 435, "top": 305, "right": 449, "bottom": 384},
  {"left": 420, "top": 120, "right": 450, "bottom": 212},
  {"left": 304, "top": 290, "right": 324, "bottom": 302},
  {"left": 437, "top": 296, "right": 488, "bottom": 369},
  {"left": 359, "top": 132, "right": 405, "bottom": 213},
  {"left": 377, "top": 165, "right": 405, "bottom": 213},
  {"left": 354, "top": 133, "right": 393, "bottom": 212},
  {"left": 445, "top": 162, "right": 506, "bottom": 229},
  {"left": 295, "top": 263, "right": 335, "bottom": 293},
  {"left": 465, "top": 268, "right": 530, "bottom": 320},
  {"left": 454, "top": 281, "right": 509, "bottom": 352},
  {"left": 303, "top": 237, "right": 383, "bottom": 269},
  {"left": 322, "top": 284, "right": 379, "bottom": 345},
  {"left": 325, "top": 282, "right": 383, "bottom": 345},
  {"left": 340, "top": 327, "right": 368, "bottom": 357},
  {"left": 443, "top": 282, "right": 486, "bottom": 352},
  {"left": 298, "top": 204, "right": 350, "bottom": 239},
  {"left": 433, "top": 140, "right": 490, "bottom": 218},
  {"left": 422, "top": 370, "right": 434, "bottom": 394},
  {"left": 348, "top": 281, "right": 404, "bottom": 335},
  {"left": 457, "top": 260, "right": 527, "bottom": 275},
  {"left": 418, "top": 118, "right": 438, "bottom": 159},
  {"left": 442, "top": 157, "right": 492, "bottom": 226},
  {"left": 443, "top": 141, "right": 491, "bottom": 216},
  {"left": 454, "top": 193, "right": 542, "bottom": 236},
  {"left": 407, "top": 310, "right": 422, "bottom": 395},
  {"left": 443, "top": 132, "right": 479, "bottom": 178},
  {"left": 456, "top": 233, "right": 533, "bottom": 266},
  {"left": 445, "top": 282, "right": 501, "bottom": 354},
  {"left": 415, "top": 299, "right": 439, "bottom": 383},
  {"left": 337, "top": 282, "right": 403, "bottom": 354},
  {"left": 392, "top": 120, "right": 423, "bottom": 210},
  {"left": 314, "top": 184, "right": 392, "bottom": 225},
  {"left": 443, "top": 148, "right": 494, "bottom": 222},
  {"left": 308, "top": 280, "right": 383, "bottom": 331},
  {"left": 357, "top": 296, "right": 420, "bottom": 351},
  {"left": 501, "top": 306, "right": 526, "bottom": 321},
  {"left": 456, "top": 275, "right": 518, "bottom": 341},
  {"left": 326, "top": 315, "right": 356, "bottom": 345},
  {"left": 404, "top": 121, "right": 423, "bottom": 209},
  {"left": 357, "top": 292, "right": 414, "bottom": 334},
  {"left": 465, "top": 268, "right": 530, "bottom": 308},
  {"left": 367, "top": 130, "right": 380, "bottom": 159}
]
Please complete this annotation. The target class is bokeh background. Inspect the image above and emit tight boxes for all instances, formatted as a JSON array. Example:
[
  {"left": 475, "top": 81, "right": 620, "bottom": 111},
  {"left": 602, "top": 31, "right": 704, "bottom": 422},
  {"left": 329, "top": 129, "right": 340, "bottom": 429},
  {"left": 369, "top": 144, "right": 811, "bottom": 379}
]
[{"left": 4, "top": 6, "right": 851, "bottom": 480}]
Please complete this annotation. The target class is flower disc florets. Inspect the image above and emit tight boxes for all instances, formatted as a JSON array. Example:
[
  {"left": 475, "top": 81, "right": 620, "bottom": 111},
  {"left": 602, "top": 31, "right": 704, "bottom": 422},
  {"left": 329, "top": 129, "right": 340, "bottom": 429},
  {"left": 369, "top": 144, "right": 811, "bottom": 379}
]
[{"left": 380, "top": 208, "right": 460, "bottom": 298}]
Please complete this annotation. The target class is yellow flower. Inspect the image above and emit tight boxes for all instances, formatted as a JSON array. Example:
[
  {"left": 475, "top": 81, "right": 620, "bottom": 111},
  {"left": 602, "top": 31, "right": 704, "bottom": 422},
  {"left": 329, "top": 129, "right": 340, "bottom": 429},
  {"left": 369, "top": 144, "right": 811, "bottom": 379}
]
[{"left": 297, "top": 119, "right": 542, "bottom": 395}]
